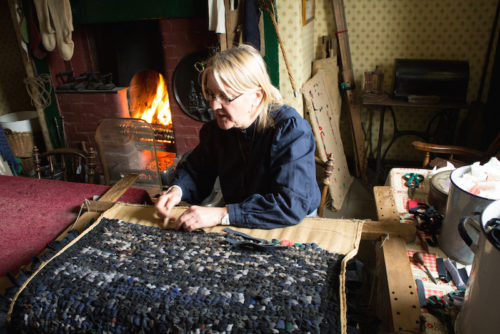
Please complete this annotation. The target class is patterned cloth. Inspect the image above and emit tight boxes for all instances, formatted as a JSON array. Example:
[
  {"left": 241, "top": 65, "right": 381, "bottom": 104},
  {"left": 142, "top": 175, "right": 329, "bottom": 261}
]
[
  {"left": 385, "top": 168, "right": 432, "bottom": 224},
  {"left": 386, "top": 168, "right": 464, "bottom": 333},
  {"left": 7, "top": 218, "right": 363, "bottom": 333},
  {"left": 0, "top": 125, "right": 20, "bottom": 175}
]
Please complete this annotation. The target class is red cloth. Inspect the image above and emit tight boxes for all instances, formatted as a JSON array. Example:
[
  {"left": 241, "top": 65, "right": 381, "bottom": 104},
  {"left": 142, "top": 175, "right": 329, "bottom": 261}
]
[{"left": 0, "top": 175, "right": 152, "bottom": 276}]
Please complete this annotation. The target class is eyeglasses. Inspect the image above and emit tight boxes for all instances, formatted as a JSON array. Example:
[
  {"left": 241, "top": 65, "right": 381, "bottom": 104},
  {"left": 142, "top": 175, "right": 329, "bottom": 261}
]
[{"left": 204, "top": 91, "right": 243, "bottom": 105}]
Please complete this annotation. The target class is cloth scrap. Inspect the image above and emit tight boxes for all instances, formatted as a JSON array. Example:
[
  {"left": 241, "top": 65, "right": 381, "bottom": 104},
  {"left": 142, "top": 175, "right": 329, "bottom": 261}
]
[{"left": 208, "top": 0, "right": 226, "bottom": 34}]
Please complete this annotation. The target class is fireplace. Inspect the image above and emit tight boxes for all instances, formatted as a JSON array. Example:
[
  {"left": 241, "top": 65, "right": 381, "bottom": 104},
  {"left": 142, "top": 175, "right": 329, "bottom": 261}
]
[
  {"left": 48, "top": 17, "right": 218, "bottom": 181},
  {"left": 128, "top": 69, "right": 176, "bottom": 171}
]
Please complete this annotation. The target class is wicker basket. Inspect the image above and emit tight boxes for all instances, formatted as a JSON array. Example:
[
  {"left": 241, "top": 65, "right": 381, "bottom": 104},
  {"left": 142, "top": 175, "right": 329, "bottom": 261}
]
[{"left": 6, "top": 131, "right": 34, "bottom": 158}]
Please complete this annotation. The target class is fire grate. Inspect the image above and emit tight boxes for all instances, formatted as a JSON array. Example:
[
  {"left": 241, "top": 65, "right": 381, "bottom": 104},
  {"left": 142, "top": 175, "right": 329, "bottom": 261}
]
[{"left": 118, "top": 122, "right": 175, "bottom": 153}]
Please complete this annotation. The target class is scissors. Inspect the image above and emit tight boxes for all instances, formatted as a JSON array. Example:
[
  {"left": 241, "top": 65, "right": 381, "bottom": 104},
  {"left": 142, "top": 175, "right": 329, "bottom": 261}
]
[{"left": 403, "top": 173, "right": 424, "bottom": 198}]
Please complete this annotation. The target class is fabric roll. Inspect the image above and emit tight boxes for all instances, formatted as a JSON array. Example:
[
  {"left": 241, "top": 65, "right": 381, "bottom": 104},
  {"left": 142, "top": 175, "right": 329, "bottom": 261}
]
[
  {"left": 47, "top": 0, "right": 74, "bottom": 61},
  {"left": 208, "top": 0, "right": 226, "bottom": 34},
  {"left": 0, "top": 125, "right": 20, "bottom": 175},
  {"left": 33, "top": 0, "right": 56, "bottom": 52},
  {"left": 244, "top": 0, "right": 261, "bottom": 50}
]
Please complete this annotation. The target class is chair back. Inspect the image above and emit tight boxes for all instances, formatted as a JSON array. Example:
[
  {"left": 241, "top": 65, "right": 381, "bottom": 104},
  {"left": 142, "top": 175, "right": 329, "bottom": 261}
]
[
  {"left": 32, "top": 146, "right": 96, "bottom": 183},
  {"left": 412, "top": 132, "right": 500, "bottom": 168}
]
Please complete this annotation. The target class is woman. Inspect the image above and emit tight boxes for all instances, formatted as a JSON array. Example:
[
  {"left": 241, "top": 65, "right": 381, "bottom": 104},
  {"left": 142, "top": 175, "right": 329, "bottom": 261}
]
[{"left": 156, "top": 44, "right": 320, "bottom": 231}]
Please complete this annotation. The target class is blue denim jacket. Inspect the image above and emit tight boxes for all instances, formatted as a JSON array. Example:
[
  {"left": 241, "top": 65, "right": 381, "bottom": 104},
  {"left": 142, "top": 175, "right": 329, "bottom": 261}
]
[{"left": 172, "top": 105, "right": 321, "bottom": 229}]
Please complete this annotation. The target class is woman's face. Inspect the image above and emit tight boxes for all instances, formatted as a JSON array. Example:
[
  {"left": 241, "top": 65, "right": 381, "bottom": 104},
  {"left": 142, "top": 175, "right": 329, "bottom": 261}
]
[{"left": 205, "top": 72, "right": 262, "bottom": 130}]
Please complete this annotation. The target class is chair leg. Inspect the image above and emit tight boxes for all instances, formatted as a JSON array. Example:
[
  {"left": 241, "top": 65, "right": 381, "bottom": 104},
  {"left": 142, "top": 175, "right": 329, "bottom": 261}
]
[
  {"left": 33, "top": 146, "right": 42, "bottom": 179},
  {"left": 318, "top": 155, "right": 334, "bottom": 217},
  {"left": 87, "top": 147, "right": 96, "bottom": 184},
  {"left": 423, "top": 152, "right": 430, "bottom": 168}
]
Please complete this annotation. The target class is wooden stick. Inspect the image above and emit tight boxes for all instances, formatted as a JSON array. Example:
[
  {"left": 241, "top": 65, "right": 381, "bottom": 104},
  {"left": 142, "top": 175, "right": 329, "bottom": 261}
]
[
  {"left": 7, "top": 0, "right": 53, "bottom": 150},
  {"left": 81, "top": 200, "right": 115, "bottom": 213},
  {"left": 97, "top": 174, "right": 139, "bottom": 202},
  {"left": 61, "top": 174, "right": 140, "bottom": 235},
  {"left": 260, "top": 0, "right": 298, "bottom": 96},
  {"left": 223, "top": 0, "right": 240, "bottom": 49},
  {"left": 362, "top": 220, "right": 416, "bottom": 243},
  {"left": 331, "top": 0, "right": 368, "bottom": 179},
  {"left": 318, "top": 155, "right": 334, "bottom": 217}
]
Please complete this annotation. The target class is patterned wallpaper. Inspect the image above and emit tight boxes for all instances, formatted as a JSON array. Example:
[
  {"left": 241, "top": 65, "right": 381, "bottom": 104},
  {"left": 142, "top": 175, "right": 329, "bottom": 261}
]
[
  {"left": 277, "top": 0, "right": 498, "bottom": 161},
  {"left": 0, "top": 0, "right": 32, "bottom": 117},
  {"left": 275, "top": 1, "right": 314, "bottom": 116}
]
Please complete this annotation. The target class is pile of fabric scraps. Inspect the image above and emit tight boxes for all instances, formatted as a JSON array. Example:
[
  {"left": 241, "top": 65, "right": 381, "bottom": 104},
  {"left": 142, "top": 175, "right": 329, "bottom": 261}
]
[
  {"left": 33, "top": 0, "right": 74, "bottom": 61},
  {"left": 454, "top": 157, "right": 500, "bottom": 200},
  {"left": 425, "top": 291, "right": 464, "bottom": 334}
]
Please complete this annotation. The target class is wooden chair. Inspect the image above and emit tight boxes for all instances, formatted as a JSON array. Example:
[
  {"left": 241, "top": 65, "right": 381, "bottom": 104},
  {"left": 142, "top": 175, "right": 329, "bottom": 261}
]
[
  {"left": 316, "top": 155, "right": 335, "bottom": 217},
  {"left": 412, "top": 132, "right": 500, "bottom": 168},
  {"left": 32, "top": 145, "right": 97, "bottom": 184}
]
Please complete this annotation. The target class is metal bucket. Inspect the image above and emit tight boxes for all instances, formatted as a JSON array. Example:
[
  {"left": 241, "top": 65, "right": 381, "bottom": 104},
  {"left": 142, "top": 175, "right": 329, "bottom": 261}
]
[
  {"left": 438, "top": 165, "right": 495, "bottom": 264},
  {"left": 0, "top": 111, "right": 39, "bottom": 133}
]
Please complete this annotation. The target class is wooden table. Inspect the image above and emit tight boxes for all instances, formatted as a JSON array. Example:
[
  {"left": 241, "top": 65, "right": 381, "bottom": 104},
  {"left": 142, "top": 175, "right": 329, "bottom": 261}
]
[
  {"left": 362, "top": 94, "right": 467, "bottom": 183},
  {"left": 377, "top": 168, "right": 467, "bottom": 333}
]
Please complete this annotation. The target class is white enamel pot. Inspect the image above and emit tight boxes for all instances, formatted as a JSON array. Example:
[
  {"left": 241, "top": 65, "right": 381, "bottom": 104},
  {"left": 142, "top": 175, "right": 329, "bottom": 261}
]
[
  {"left": 455, "top": 200, "right": 500, "bottom": 334},
  {"left": 439, "top": 165, "right": 495, "bottom": 264}
]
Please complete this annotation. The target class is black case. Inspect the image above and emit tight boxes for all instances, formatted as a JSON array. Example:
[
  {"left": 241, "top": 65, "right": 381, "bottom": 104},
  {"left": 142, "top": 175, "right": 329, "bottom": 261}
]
[{"left": 393, "top": 59, "right": 469, "bottom": 103}]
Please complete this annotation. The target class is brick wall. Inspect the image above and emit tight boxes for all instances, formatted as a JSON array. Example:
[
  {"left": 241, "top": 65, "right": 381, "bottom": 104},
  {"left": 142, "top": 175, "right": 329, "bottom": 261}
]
[
  {"left": 55, "top": 89, "right": 129, "bottom": 149},
  {"left": 159, "top": 18, "right": 217, "bottom": 155}
]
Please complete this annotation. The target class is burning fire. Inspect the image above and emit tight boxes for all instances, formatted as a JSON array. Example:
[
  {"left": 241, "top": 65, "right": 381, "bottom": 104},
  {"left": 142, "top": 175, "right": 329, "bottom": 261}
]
[{"left": 129, "top": 70, "right": 172, "bottom": 128}]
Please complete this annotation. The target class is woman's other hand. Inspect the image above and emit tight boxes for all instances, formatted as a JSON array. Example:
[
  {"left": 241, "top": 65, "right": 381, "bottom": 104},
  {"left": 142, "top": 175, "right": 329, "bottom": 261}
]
[
  {"left": 155, "top": 186, "right": 182, "bottom": 220},
  {"left": 172, "top": 206, "right": 228, "bottom": 232}
]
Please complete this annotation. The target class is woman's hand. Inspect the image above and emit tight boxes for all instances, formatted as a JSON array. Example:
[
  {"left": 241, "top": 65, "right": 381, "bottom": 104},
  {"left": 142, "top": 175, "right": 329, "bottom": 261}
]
[
  {"left": 155, "top": 187, "right": 182, "bottom": 220},
  {"left": 172, "top": 206, "right": 228, "bottom": 232}
]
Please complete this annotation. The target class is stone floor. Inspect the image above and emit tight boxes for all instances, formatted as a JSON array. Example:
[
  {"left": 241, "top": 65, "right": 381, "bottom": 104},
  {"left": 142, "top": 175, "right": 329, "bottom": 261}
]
[
  {"left": 323, "top": 159, "right": 412, "bottom": 221},
  {"left": 323, "top": 177, "right": 379, "bottom": 221}
]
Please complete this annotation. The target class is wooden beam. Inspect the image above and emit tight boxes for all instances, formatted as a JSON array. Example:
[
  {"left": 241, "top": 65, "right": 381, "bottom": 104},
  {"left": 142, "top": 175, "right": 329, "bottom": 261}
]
[
  {"left": 381, "top": 238, "right": 422, "bottom": 333},
  {"left": 362, "top": 220, "right": 416, "bottom": 243},
  {"left": 66, "top": 174, "right": 139, "bottom": 232},
  {"left": 331, "top": 0, "right": 367, "bottom": 178},
  {"left": 81, "top": 200, "right": 115, "bottom": 213},
  {"left": 7, "top": 0, "right": 53, "bottom": 149},
  {"left": 373, "top": 186, "right": 422, "bottom": 333},
  {"left": 223, "top": 0, "right": 240, "bottom": 49},
  {"left": 98, "top": 174, "right": 139, "bottom": 202},
  {"left": 373, "top": 186, "right": 400, "bottom": 224},
  {"left": 261, "top": 0, "right": 298, "bottom": 95}
]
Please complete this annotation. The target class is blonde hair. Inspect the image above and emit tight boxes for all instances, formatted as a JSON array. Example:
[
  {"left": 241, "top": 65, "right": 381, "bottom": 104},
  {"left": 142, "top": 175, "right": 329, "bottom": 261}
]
[{"left": 201, "top": 44, "right": 282, "bottom": 130}]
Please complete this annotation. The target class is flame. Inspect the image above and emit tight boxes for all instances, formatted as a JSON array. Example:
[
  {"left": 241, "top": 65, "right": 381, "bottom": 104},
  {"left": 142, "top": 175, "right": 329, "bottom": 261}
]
[{"left": 130, "top": 71, "right": 172, "bottom": 127}]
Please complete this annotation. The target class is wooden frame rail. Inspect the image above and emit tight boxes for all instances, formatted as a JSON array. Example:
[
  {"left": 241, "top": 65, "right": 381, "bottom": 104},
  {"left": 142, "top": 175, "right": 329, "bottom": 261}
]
[{"left": 373, "top": 186, "right": 422, "bottom": 333}]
